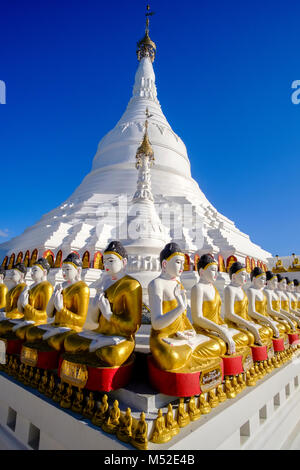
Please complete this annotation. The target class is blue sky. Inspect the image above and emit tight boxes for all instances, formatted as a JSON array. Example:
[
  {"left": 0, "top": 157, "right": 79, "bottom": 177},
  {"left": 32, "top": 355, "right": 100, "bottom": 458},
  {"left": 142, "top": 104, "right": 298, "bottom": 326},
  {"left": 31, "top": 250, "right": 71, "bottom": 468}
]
[{"left": 0, "top": 0, "right": 299, "bottom": 256}]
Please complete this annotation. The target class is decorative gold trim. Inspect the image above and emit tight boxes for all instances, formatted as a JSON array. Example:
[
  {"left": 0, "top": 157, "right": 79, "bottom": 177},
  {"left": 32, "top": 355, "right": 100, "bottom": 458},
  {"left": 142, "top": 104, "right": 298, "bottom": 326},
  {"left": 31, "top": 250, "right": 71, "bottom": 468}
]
[
  {"left": 254, "top": 272, "right": 266, "bottom": 279},
  {"left": 62, "top": 261, "right": 78, "bottom": 269},
  {"left": 165, "top": 252, "right": 185, "bottom": 262},
  {"left": 103, "top": 251, "right": 124, "bottom": 261},
  {"left": 21, "top": 346, "right": 38, "bottom": 367},
  {"left": 203, "top": 262, "right": 218, "bottom": 271},
  {"left": 233, "top": 268, "right": 246, "bottom": 275},
  {"left": 60, "top": 360, "right": 88, "bottom": 388}
]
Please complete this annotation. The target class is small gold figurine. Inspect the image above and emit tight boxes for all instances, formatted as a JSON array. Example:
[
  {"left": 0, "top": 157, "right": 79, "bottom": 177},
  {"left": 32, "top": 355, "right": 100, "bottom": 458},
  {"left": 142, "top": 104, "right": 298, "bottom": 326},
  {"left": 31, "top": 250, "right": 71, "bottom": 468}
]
[
  {"left": 38, "top": 370, "right": 48, "bottom": 394},
  {"left": 225, "top": 377, "right": 236, "bottom": 399},
  {"left": 117, "top": 408, "right": 133, "bottom": 443},
  {"left": 208, "top": 389, "right": 219, "bottom": 408},
  {"left": 238, "top": 373, "right": 246, "bottom": 390},
  {"left": 102, "top": 400, "right": 121, "bottom": 434},
  {"left": 91, "top": 394, "right": 109, "bottom": 427},
  {"left": 176, "top": 398, "right": 190, "bottom": 427},
  {"left": 188, "top": 396, "right": 201, "bottom": 421},
  {"left": 45, "top": 374, "right": 56, "bottom": 398},
  {"left": 52, "top": 380, "right": 65, "bottom": 403},
  {"left": 60, "top": 384, "right": 73, "bottom": 409},
  {"left": 198, "top": 393, "right": 211, "bottom": 414},
  {"left": 254, "top": 363, "right": 262, "bottom": 380},
  {"left": 259, "top": 362, "right": 266, "bottom": 377},
  {"left": 32, "top": 368, "right": 41, "bottom": 388},
  {"left": 231, "top": 376, "right": 241, "bottom": 394},
  {"left": 18, "top": 363, "right": 25, "bottom": 382},
  {"left": 150, "top": 409, "right": 172, "bottom": 444},
  {"left": 82, "top": 392, "right": 95, "bottom": 419},
  {"left": 7, "top": 356, "right": 13, "bottom": 375},
  {"left": 165, "top": 403, "right": 179, "bottom": 436},
  {"left": 72, "top": 387, "right": 84, "bottom": 414},
  {"left": 216, "top": 384, "right": 227, "bottom": 403},
  {"left": 245, "top": 370, "right": 256, "bottom": 387},
  {"left": 131, "top": 412, "right": 148, "bottom": 451}
]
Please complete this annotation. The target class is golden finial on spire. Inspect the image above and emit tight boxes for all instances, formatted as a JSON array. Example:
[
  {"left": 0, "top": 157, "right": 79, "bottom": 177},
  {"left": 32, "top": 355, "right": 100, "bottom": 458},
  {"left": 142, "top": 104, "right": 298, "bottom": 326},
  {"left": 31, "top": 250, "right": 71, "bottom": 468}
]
[
  {"left": 136, "top": 108, "right": 154, "bottom": 161},
  {"left": 137, "top": 4, "right": 156, "bottom": 63}
]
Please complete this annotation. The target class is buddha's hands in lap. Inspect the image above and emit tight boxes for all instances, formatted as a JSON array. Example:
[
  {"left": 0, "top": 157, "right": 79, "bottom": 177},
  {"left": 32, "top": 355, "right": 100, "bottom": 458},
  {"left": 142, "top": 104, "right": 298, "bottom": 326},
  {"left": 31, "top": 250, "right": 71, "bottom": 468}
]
[
  {"left": 54, "top": 285, "right": 64, "bottom": 312},
  {"left": 98, "top": 292, "right": 112, "bottom": 321},
  {"left": 250, "top": 324, "right": 263, "bottom": 345},
  {"left": 219, "top": 326, "right": 236, "bottom": 355},
  {"left": 266, "top": 319, "right": 279, "bottom": 338}
]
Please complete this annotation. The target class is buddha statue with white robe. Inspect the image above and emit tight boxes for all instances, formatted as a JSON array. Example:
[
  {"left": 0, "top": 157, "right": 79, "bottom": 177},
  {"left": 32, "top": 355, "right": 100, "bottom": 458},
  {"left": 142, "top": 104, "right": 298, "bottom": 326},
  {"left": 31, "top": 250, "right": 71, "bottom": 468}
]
[
  {"left": 294, "top": 280, "right": 300, "bottom": 314},
  {"left": 247, "top": 268, "right": 288, "bottom": 339},
  {"left": 26, "top": 253, "right": 89, "bottom": 352},
  {"left": 224, "top": 262, "right": 273, "bottom": 347},
  {"left": 286, "top": 278, "right": 300, "bottom": 316},
  {"left": 264, "top": 271, "right": 297, "bottom": 334},
  {"left": 0, "top": 267, "right": 8, "bottom": 312},
  {"left": 276, "top": 275, "right": 300, "bottom": 328},
  {"left": 63, "top": 241, "right": 142, "bottom": 367},
  {"left": 149, "top": 245, "right": 226, "bottom": 373},
  {"left": 0, "top": 263, "right": 27, "bottom": 335}
]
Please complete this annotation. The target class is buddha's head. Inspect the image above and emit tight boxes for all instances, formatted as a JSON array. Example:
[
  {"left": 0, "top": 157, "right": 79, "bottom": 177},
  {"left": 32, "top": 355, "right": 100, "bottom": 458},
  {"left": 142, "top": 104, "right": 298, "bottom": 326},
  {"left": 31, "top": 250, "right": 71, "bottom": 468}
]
[
  {"left": 0, "top": 267, "right": 6, "bottom": 284},
  {"left": 294, "top": 279, "right": 300, "bottom": 294},
  {"left": 250, "top": 267, "right": 266, "bottom": 289},
  {"left": 276, "top": 274, "right": 287, "bottom": 291},
  {"left": 113, "top": 400, "right": 119, "bottom": 409},
  {"left": 126, "top": 408, "right": 131, "bottom": 416},
  {"left": 32, "top": 258, "right": 50, "bottom": 283},
  {"left": 266, "top": 271, "right": 278, "bottom": 290},
  {"left": 286, "top": 278, "right": 294, "bottom": 293},
  {"left": 160, "top": 243, "right": 185, "bottom": 279},
  {"left": 229, "top": 262, "right": 248, "bottom": 287},
  {"left": 103, "top": 241, "right": 128, "bottom": 277},
  {"left": 62, "top": 253, "right": 82, "bottom": 283},
  {"left": 197, "top": 254, "right": 218, "bottom": 283},
  {"left": 140, "top": 411, "right": 145, "bottom": 421},
  {"left": 103, "top": 394, "right": 108, "bottom": 403},
  {"left": 11, "top": 263, "right": 27, "bottom": 286}
]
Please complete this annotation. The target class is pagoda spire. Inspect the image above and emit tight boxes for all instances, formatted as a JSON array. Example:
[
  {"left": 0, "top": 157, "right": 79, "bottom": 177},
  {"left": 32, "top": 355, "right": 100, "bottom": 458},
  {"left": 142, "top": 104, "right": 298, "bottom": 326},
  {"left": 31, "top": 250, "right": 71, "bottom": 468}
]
[
  {"left": 137, "top": 4, "right": 156, "bottom": 62},
  {"left": 133, "top": 108, "right": 155, "bottom": 202}
]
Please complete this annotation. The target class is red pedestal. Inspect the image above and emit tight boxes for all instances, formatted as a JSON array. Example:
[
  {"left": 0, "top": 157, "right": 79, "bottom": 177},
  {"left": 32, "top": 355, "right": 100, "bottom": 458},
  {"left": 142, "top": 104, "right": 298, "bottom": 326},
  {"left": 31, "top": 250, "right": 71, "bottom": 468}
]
[
  {"left": 147, "top": 356, "right": 224, "bottom": 397},
  {"left": 251, "top": 345, "right": 268, "bottom": 362},
  {"left": 58, "top": 356, "right": 134, "bottom": 392},
  {"left": 288, "top": 333, "right": 299, "bottom": 346},
  {"left": 6, "top": 339, "right": 23, "bottom": 355},
  {"left": 272, "top": 338, "right": 285, "bottom": 352},
  {"left": 222, "top": 355, "right": 244, "bottom": 376}
]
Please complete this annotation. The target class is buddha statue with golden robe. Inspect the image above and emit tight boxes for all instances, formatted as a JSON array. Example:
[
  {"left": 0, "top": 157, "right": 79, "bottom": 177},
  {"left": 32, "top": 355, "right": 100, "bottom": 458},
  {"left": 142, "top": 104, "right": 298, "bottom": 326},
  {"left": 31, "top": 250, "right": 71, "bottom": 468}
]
[
  {"left": 13, "top": 258, "right": 54, "bottom": 340},
  {"left": 0, "top": 267, "right": 8, "bottom": 313},
  {"left": 191, "top": 254, "right": 253, "bottom": 361},
  {"left": 286, "top": 278, "right": 300, "bottom": 316},
  {"left": 224, "top": 262, "right": 273, "bottom": 347},
  {"left": 276, "top": 275, "right": 300, "bottom": 328},
  {"left": 26, "top": 253, "right": 89, "bottom": 352},
  {"left": 63, "top": 241, "right": 142, "bottom": 367},
  {"left": 247, "top": 268, "right": 289, "bottom": 340},
  {"left": 264, "top": 271, "right": 297, "bottom": 334},
  {"left": 0, "top": 263, "right": 27, "bottom": 335},
  {"left": 294, "top": 280, "right": 300, "bottom": 313},
  {"left": 149, "top": 244, "right": 225, "bottom": 374}
]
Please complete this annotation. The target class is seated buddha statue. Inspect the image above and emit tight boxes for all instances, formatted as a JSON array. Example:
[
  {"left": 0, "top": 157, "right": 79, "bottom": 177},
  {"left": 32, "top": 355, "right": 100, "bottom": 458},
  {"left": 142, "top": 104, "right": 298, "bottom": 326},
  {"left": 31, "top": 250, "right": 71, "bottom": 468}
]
[
  {"left": 286, "top": 278, "right": 300, "bottom": 316},
  {"left": 294, "top": 280, "right": 300, "bottom": 313},
  {"left": 0, "top": 263, "right": 27, "bottom": 335},
  {"left": 273, "top": 257, "right": 287, "bottom": 273},
  {"left": 1, "top": 258, "right": 54, "bottom": 341},
  {"left": 264, "top": 271, "right": 297, "bottom": 333},
  {"left": 149, "top": 244, "right": 225, "bottom": 373},
  {"left": 289, "top": 255, "right": 300, "bottom": 272},
  {"left": 63, "top": 241, "right": 142, "bottom": 367},
  {"left": 276, "top": 275, "right": 300, "bottom": 328},
  {"left": 26, "top": 253, "right": 89, "bottom": 352},
  {"left": 0, "top": 267, "right": 8, "bottom": 313},
  {"left": 224, "top": 262, "right": 273, "bottom": 347},
  {"left": 247, "top": 268, "right": 288, "bottom": 338},
  {"left": 191, "top": 254, "right": 253, "bottom": 359}
]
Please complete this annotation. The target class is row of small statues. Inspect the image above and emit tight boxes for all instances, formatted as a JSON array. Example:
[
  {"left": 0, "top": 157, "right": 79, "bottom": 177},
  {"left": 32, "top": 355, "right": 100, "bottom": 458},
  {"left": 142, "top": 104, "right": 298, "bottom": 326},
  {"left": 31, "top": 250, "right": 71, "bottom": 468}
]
[
  {"left": 1, "top": 344, "right": 293, "bottom": 450},
  {"left": 0, "top": 241, "right": 299, "bottom": 379}
]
